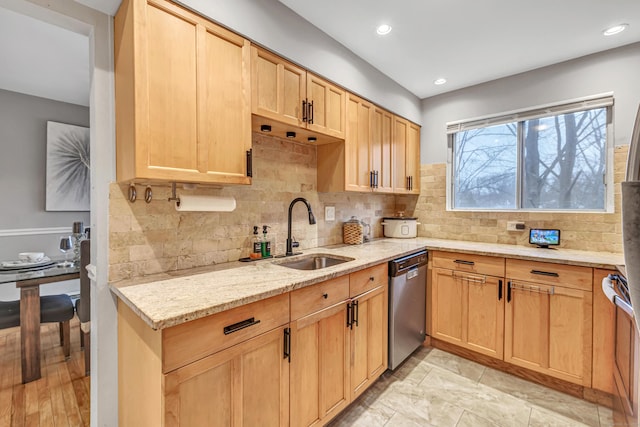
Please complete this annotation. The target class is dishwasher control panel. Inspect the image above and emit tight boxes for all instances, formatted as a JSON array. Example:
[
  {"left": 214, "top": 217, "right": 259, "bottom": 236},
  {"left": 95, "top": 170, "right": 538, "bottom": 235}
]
[{"left": 389, "top": 250, "right": 428, "bottom": 276}]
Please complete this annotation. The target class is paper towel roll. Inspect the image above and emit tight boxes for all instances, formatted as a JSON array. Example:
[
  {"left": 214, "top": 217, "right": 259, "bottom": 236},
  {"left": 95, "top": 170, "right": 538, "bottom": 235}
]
[{"left": 175, "top": 195, "right": 236, "bottom": 212}]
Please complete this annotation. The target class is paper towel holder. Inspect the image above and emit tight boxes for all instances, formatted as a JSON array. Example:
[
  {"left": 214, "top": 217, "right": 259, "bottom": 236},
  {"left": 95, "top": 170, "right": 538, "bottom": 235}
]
[{"left": 168, "top": 182, "right": 181, "bottom": 206}]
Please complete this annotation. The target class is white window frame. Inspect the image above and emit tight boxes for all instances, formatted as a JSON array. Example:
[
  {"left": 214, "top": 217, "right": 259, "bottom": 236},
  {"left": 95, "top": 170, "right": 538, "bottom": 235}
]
[{"left": 446, "top": 93, "right": 615, "bottom": 213}]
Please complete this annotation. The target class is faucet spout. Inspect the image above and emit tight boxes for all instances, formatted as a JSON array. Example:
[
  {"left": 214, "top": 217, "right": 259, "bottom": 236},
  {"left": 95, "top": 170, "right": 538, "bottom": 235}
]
[{"left": 286, "top": 197, "right": 316, "bottom": 256}]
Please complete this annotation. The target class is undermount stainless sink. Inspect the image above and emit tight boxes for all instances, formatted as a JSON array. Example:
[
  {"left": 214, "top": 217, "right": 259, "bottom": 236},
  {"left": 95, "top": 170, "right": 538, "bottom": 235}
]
[{"left": 274, "top": 254, "right": 355, "bottom": 271}]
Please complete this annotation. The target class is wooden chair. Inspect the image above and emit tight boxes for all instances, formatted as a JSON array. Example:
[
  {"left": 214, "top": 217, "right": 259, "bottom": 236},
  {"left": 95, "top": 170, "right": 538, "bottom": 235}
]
[
  {"left": 75, "top": 239, "right": 90, "bottom": 375},
  {"left": 0, "top": 295, "right": 75, "bottom": 358}
]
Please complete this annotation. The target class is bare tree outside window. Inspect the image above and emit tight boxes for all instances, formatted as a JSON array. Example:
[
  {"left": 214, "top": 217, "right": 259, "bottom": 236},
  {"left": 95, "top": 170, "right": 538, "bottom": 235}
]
[
  {"left": 523, "top": 108, "right": 606, "bottom": 209},
  {"left": 454, "top": 123, "right": 517, "bottom": 209},
  {"left": 452, "top": 107, "right": 607, "bottom": 211}
]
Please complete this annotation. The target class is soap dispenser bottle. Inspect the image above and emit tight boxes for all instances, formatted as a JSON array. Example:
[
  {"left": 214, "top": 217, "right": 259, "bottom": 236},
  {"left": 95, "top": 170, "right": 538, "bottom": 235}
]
[
  {"left": 250, "top": 226, "right": 262, "bottom": 260},
  {"left": 261, "top": 225, "right": 271, "bottom": 258}
]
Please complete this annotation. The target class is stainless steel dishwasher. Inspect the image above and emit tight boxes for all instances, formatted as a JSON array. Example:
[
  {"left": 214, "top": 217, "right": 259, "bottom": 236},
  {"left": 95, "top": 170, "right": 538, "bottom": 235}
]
[{"left": 388, "top": 250, "right": 428, "bottom": 370}]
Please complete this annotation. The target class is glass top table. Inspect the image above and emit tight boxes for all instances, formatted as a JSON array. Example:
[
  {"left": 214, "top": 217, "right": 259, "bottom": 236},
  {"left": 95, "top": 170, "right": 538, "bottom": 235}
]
[{"left": 0, "top": 257, "right": 81, "bottom": 383}]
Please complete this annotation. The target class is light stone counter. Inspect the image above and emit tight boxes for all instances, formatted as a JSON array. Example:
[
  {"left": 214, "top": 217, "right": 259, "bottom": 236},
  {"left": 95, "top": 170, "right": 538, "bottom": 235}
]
[{"left": 110, "top": 238, "right": 624, "bottom": 330}]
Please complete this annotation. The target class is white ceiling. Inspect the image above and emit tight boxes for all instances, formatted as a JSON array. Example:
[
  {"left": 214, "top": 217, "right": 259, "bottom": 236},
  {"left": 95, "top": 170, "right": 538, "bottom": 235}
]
[
  {"left": 278, "top": 0, "right": 640, "bottom": 99},
  {"left": 1, "top": 0, "right": 639, "bottom": 106},
  {"left": 0, "top": 5, "right": 89, "bottom": 106}
]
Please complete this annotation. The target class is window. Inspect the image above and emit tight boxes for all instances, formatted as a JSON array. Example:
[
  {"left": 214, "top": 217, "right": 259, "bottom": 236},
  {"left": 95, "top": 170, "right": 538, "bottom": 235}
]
[{"left": 448, "top": 95, "right": 612, "bottom": 211}]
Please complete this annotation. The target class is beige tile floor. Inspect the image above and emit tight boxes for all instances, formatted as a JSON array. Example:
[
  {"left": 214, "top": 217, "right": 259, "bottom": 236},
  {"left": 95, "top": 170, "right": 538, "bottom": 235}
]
[{"left": 328, "top": 347, "right": 615, "bottom": 427}]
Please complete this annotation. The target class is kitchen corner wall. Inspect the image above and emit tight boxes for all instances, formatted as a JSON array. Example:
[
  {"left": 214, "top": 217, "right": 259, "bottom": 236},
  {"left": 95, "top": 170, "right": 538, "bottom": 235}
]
[
  {"left": 108, "top": 133, "right": 397, "bottom": 282},
  {"left": 412, "top": 145, "right": 627, "bottom": 253}
]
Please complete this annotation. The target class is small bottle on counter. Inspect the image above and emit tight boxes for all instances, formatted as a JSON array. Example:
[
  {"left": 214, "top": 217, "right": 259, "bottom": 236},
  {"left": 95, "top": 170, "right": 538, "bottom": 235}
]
[
  {"left": 250, "top": 226, "right": 262, "bottom": 260},
  {"left": 261, "top": 225, "right": 271, "bottom": 258}
]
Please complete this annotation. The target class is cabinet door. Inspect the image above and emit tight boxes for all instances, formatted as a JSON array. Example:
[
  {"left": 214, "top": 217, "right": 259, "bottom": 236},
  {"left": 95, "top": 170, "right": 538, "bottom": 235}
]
[
  {"left": 344, "top": 94, "right": 373, "bottom": 192},
  {"left": 350, "top": 285, "right": 388, "bottom": 400},
  {"left": 164, "top": 327, "right": 289, "bottom": 427},
  {"left": 431, "top": 268, "right": 504, "bottom": 359},
  {"left": 115, "top": 0, "right": 252, "bottom": 185},
  {"left": 306, "top": 73, "right": 346, "bottom": 139},
  {"left": 592, "top": 269, "right": 616, "bottom": 394},
  {"left": 136, "top": 0, "right": 199, "bottom": 179},
  {"left": 198, "top": 23, "right": 252, "bottom": 184},
  {"left": 392, "top": 116, "right": 408, "bottom": 193},
  {"left": 251, "top": 47, "right": 306, "bottom": 127},
  {"left": 371, "top": 107, "right": 394, "bottom": 193},
  {"left": 290, "top": 301, "right": 350, "bottom": 427},
  {"left": 392, "top": 116, "right": 421, "bottom": 194},
  {"left": 406, "top": 122, "right": 421, "bottom": 194},
  {"left": 504, "top": 280, "right": 593, "bottom": 386}
]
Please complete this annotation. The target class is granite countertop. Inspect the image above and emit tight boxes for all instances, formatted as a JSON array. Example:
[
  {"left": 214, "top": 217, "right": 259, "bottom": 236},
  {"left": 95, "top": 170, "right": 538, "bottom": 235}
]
[{"left": 109, "top": 238, "right": 624, "bottom": 331}]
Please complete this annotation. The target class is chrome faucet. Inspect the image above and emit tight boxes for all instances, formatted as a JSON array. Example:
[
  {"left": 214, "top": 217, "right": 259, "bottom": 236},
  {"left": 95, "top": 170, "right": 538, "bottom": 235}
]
[{"left": 286, "top": 197, "right": 316, "bottom": 256}]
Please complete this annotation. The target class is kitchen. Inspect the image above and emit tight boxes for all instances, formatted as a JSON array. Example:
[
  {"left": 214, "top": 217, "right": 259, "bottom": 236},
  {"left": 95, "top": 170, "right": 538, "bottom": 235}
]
[{"left": 1, "top": 0, "right": 640, "bottom": 425}]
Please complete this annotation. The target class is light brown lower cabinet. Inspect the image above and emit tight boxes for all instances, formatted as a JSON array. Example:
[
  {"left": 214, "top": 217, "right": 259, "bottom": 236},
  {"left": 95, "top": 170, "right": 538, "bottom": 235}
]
[
  {"left": 118, "top": 263, "right": 389, "bottom": 426},
  {"left": 290, "top": 301, "right": 350, "bottom": 427},
  {"left": 290, "top": 265, "right": 389, "bottom": 427},
  {"left": 164, "top": 327, "right": 290, "bottom": 426},
  {"left": 431, "top": 267, "right": 504, "bottom": 359},
  {"left": 350, "top": 285, "right": 388, "bottom": 400},
  {"left": 504, "top": 280, "right": 593, "bottom": 386}
]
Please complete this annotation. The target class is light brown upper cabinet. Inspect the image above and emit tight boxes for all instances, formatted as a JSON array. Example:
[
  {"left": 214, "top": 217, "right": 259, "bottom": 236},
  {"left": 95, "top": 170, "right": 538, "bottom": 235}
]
[
  {"left": 251, "top": 46, "right": 346, "bottom": 141},
  {"left": 393, "top": 116, "right": 421, "bottom": 194},
  {"left": 114, "top": 0, "right": 252, "bottom": 185},
  {"left": 318, "top": 95, "right": 395, "bottom": 193}
]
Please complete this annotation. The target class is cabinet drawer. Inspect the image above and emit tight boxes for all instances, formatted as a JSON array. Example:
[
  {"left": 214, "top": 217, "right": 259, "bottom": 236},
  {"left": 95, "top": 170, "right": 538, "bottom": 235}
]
[
  {"left": 350, "top": 263, "right": 388, "bottom": 297},
  {"left": 432, "top": 251, "right": 505, "bottom": 277},
  {"left": 291, "top": 275, "right": 350, "bottom": 320},
  {"left": 506, "top": 259, "right": 592, "bottom": 291},
  {"left": 162, "top": 293, "right": 289, "bottom": 373}
]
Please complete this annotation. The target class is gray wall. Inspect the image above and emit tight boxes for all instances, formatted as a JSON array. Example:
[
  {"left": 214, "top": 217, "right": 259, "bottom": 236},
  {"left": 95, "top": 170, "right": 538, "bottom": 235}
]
[
  {"left": 0, "top": 88, "right": 90, "bottom": 260},
  {"left": 178, "top": 0, "right": 422, "bottom": 124},
  {"left": 421, "top": 42, "right": 640, "bottom": 164}
]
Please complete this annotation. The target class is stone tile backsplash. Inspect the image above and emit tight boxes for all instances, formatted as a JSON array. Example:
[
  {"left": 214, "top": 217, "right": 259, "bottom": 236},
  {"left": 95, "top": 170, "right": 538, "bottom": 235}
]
[
  {"left": 412, "top": 145, "right": 627, "bottom": 253},
  {"left": 109, "top": 133, "right": 397, "bottom": 282},
  {"left": 109, "top": 134, "right": 626, "bottom": 282}
]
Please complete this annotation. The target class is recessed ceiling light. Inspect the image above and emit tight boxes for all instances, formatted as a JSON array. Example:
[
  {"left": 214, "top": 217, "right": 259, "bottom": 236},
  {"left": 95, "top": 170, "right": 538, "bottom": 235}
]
[
  {"left": 376, "top": 24, "right": 392, "bottom": 35},
  {"left": 434, "top": 78, "right": 447, "bottom": 85},
  {"left": 603, "top": 24, "right": 628, "bottom": 36}
]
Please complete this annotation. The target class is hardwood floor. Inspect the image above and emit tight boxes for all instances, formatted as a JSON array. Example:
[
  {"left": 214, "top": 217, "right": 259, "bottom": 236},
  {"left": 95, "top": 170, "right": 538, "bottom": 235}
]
[{"left": 0, "top": 318, "right": 89, "bottom": 427}]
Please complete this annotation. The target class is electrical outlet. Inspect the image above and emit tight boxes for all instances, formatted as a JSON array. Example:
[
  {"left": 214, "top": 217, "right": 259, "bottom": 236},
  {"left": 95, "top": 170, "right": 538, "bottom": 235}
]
[
  {"left": 325, "top": 206, "right": 335, "bottom": 221},
  {"left": 507, "top": 221, "right": 525, "bottom": 231}
]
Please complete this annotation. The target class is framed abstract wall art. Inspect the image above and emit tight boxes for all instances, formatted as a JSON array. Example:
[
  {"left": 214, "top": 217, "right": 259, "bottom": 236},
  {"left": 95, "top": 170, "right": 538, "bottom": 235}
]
[{"left": 45, "top": 121, "right": 90, "bottom": 211}]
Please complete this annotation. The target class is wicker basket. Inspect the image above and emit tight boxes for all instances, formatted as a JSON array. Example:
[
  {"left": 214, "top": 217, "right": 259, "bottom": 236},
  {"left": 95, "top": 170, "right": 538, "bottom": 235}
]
[{"left": 343, "top": 222, "right": 364, "bottom": 245}]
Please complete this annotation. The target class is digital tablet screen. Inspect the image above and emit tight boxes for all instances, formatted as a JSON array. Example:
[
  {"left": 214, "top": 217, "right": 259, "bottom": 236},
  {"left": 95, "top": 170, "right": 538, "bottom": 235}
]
[{"left": 529, "top": 229, "right": 560, "bottom": 247}]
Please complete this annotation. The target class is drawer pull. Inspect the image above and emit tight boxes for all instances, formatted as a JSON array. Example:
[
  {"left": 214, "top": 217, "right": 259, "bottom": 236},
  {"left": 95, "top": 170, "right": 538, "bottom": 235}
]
[
  {"left": 322, "top": 293, "right": 328, "bottom": 299},
  {"left": 454, "top": 259, "right": 475, "bottom": 266},
  {"left": 530, "top": 270, "right": 559, "bottom": 277},
  {"left": 507, "top": 281, "right": 512, "bottom": 302},
  {"left": 346, "top": 302, "right": 353, "bottom": 329},
  {"left": 223, "top": 317, "right": 261, "bottom": 335},
  {"left": 498, "top": 279, "right": 503, "bottom": 300},
  {"left": 369, "top": 276, "right": 375, "bottom": 282}
]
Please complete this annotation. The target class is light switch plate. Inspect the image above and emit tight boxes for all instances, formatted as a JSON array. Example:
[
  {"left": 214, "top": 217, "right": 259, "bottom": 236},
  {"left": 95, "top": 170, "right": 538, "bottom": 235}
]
[
  {"left": 506, "top": 221, "right": 525, "bottom": 231},
  {"left": 325, "top": 206, "right": 335, "bottom": 221}
]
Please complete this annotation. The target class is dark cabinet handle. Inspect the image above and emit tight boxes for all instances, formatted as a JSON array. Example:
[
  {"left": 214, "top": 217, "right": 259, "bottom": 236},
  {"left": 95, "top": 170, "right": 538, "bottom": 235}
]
[
  {"left": 369, "top": 171, "right": 374, "bottom": 188},
  {"left": 353, "top": 300, "right": 359, "bottom": 327},
  {"left": 454, "top": 259, "right": 475, "bottom": 266},
  {"left": 223, "top": 317, "right": 261, "bottom": 335},
  {"left": 346, "top": 302, "right": 352, "bottom": 328},
  {"left": 507, "top": 281, "right": 512, "bottom": 303},
  {"left": 369, "top": 276, "right": 375, "bottom": 282},
  {"left": 498, "top": 279, "right": 503, "bottom": 300},
  {"left": 531, "top": 270, "right": 559, "bottom": 277},
  {"left": 308, "top": 100, "right": 314, "bottom": 124},
  {"left": 246, "top": 149, "right": 253, "bottom": 177},
  {"left": 408, "top": 176, "right": 412, "bottom": 190},
  {"left": 283, "top": 327, "right": 291, "bottom": 362},
  {"left": 406, "top": 176, "right": 410, "bottom": 190},
  {"left": 322, "top": 293, "right": 328, "bottom": 299},
  {"left": 302, "top": 99, "right": 307, "bottom": 122}
]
